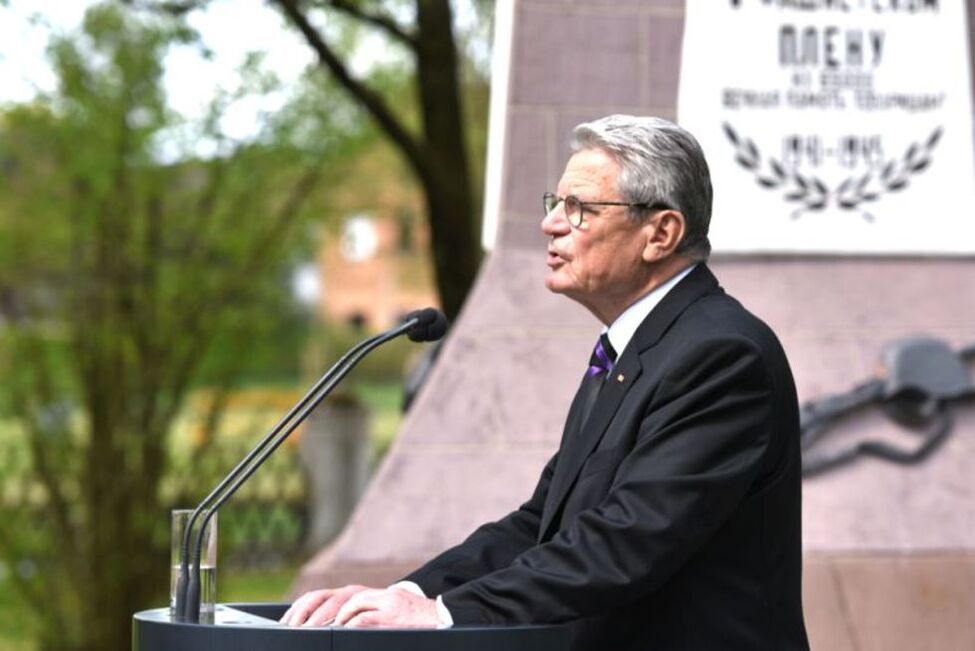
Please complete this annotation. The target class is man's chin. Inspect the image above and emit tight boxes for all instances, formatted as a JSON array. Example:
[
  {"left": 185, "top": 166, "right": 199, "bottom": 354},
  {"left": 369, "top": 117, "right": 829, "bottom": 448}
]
[
  {"left": 544, "top": 276, "right": 568, "bottom": 295},
  {"left": 545, "top": 277, "right": 586, "bottom": 306}
]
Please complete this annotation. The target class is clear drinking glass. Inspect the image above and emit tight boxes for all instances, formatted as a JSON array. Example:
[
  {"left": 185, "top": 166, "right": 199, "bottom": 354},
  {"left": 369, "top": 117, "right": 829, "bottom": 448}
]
[{"left": 170, "top": 509, "right": 217, "bottom": 623}]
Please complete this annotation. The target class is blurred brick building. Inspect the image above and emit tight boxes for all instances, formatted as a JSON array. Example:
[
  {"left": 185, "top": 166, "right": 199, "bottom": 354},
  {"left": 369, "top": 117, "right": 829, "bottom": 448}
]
[{"left": 310, "top": 146, "right": 439, "bottom": 331}]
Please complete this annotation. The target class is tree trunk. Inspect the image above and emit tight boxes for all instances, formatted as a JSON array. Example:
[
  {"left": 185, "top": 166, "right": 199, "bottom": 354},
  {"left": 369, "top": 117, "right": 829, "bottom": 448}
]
[
  {"left": 275, "top": 0, "right": 483, "bottom": 322},
  {"left": 414, "top": 0, "right": 482, "bottom": 322}
]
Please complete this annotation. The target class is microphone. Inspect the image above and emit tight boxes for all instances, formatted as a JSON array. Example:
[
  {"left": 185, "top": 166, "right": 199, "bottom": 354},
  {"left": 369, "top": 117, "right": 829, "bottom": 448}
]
[
  {"left": 175, "top": 308, "right": 447, "bottom": 622},
  {"left": 406, "top": 307, "right": 448, "bottom": 342}
]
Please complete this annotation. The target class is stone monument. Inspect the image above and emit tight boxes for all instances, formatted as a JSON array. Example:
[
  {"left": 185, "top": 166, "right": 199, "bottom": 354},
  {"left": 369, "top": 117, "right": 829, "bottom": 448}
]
[{"left": 295, "top": 2, "right": 975, "bottom": 648}]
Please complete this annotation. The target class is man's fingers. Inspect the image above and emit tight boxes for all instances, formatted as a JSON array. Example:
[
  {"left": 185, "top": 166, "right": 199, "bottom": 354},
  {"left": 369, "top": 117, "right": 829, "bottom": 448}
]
[
  {"left": 304, "top": 600, "right": 342, "bottom": 627},
  {"left": 289, "top": 586, "right": 432, "bottom": 628},
  {"left": 280, "top": 588, "right": 334, "bottom": 625},
  {"left": 334, "top": 589, "right": 385, "bottom": 626},
  {"left": 281, "top": 590, "right": 331, "bottom": 626},
  {"left": 282, "top": 585, "right": 371, "bottom": 627},
  {"left": 280, "top": 605, "right": 295, "bottom": 624},
  {"left": 345, "top": 611, "right": 383, "bottom": 628}
]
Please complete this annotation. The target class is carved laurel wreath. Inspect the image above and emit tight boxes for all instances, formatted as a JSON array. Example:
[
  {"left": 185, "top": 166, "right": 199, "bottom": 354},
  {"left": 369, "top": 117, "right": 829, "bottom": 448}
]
[{"left": 722, "top": 122, "right": 943, "bottom": 221}]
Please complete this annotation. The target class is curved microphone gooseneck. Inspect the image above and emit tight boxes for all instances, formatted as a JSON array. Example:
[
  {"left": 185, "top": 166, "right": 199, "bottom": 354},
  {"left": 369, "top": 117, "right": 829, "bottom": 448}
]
[{"left": 175, "top": 308, "right": 447, "bottom": 622}]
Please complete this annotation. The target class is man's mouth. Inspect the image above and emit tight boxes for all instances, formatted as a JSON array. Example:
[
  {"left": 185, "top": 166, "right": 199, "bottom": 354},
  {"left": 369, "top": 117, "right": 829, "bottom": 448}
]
[{"left": 547, "top": 249, "right": 565, "bottom": 268}]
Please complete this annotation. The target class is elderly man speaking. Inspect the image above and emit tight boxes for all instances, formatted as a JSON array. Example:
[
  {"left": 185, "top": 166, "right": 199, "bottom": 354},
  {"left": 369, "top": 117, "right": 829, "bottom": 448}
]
[{"left": 283, "top": 115, "right": 810, "bottom": 650}]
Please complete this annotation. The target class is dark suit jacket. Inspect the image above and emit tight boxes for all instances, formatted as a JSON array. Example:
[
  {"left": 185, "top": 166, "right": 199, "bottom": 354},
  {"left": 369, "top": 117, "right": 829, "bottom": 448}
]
[{"left": 404, "top": 266, "right": 809, "bottom": 650}]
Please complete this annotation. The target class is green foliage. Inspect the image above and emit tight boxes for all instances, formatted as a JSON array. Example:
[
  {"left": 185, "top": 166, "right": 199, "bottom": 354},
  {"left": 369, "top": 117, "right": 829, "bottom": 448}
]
[
  {"left": 317, "top": 320, "right": 418, "bottom": 385},
  {"left": 0, "top": 561, "right": 307, "bottom": 649},
  {"left": 0, "top": 3, "right": 373, "bottom": 650},
  {"left": 0, "top": 563, "right": 36, "bottom": 650},
  {"left": 0, "top": 2, "right": 493, "bottom": 647},
  {"left": 265, "top": 0, "right": 487, "bottom": 319}
]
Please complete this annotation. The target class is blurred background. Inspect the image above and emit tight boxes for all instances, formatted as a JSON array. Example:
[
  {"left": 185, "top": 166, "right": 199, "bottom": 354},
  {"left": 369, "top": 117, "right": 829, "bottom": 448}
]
[
  {"left": 2, "top": 2, "right": 974, "bottom": 651},
  {"left": 0, "top": 1, "right": 489, "bottom": 649}
]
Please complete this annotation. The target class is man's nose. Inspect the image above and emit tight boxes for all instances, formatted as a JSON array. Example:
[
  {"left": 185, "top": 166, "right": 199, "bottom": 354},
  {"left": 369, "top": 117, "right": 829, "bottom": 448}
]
[{"left": 541, "top": 204, "right": 570, "bottom": 237}]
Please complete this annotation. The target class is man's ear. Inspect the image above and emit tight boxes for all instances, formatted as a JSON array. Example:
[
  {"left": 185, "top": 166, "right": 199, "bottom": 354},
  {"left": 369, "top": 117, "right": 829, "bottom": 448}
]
[{"left": 641, "top": 210, "right": 686, "bottom": 262}]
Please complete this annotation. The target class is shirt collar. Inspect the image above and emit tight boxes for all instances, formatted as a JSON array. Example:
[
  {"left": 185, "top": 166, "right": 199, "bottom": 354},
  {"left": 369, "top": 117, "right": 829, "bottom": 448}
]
[{"left": 605, "top": 264, "right": 697, "bottom": 358}]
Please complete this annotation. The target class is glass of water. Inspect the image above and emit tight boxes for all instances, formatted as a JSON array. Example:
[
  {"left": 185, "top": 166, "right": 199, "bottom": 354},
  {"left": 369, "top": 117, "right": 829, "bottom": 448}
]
[{"left": 170, "top": 509, "right": 217, "bottom": 623}]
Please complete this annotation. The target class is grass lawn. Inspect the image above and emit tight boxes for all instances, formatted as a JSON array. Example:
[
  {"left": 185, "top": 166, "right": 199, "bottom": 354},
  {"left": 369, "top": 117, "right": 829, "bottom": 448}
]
[
  {"left": 220, "top": 563, "right": 302, "bottom": 604},
  {"left": 353, "top": 380, "right": 404, "bottom": 461}
]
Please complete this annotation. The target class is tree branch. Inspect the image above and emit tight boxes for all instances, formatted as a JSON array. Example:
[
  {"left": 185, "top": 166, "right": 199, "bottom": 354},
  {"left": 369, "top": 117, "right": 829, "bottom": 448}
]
[
  {"left": 315, "top": 0, "right": 416, "bottom": 48},
  {"left": 7, "top": 337, "right": 85, "bottom": 591},
  {"left": 271, "top": 0, "right": 431, "bottom": 185},
  {"left": 158, "top": 153, "right": 327, "bottom": 436},
  {"left": 175, "top": 141, "right": 247, "bottom": 265},
  {"left": 260, "top": 155, "right": 326, "bottom": 251}
]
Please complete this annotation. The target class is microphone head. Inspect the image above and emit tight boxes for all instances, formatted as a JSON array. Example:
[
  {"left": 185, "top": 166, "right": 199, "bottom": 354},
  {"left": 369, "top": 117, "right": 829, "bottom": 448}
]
[{"left": 405, "top": 308, "right": 448, "bottom": 342}]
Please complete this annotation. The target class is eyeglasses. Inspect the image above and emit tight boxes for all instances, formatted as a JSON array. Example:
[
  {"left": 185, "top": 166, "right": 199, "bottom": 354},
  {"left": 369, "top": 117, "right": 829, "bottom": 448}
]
[{"left": 542, "top": 192, "right": 670, "bottom": 228}]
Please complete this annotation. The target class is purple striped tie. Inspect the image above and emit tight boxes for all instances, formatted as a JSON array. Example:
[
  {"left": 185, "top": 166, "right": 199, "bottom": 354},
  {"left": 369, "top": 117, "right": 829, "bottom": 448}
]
[{"left": 587, "top": 334, "right": 617, "bottom": 378}]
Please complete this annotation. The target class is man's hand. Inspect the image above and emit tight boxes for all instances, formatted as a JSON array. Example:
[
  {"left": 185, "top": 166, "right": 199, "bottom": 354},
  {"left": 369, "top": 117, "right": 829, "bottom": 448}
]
[
  {"left": 280, "top": 584, "right": 371, "bottom": 626},
  {"left": 334, "top": 586, "right": 440, "bottom": 628}
]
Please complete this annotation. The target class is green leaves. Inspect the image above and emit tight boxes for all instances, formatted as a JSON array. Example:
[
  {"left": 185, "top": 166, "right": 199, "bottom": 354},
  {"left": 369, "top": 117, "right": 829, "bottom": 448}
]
[{"left": 0, "top": 4, "right": 358, "bottom": 648}]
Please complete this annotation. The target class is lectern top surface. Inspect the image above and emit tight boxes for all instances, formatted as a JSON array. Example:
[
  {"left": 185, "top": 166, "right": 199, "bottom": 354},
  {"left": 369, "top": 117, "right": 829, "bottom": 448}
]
[{"left": 133, "top": 603, "right": 570, "bottom": 651}]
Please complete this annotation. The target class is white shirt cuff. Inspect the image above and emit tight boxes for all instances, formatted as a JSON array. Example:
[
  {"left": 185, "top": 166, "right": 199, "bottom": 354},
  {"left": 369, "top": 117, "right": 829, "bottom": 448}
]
[
  {"left": 388, "top": 581, "right": 453, "bottom": 628},
  {"left": 435, "top": 595, "right": 454, "bottom": 628}
]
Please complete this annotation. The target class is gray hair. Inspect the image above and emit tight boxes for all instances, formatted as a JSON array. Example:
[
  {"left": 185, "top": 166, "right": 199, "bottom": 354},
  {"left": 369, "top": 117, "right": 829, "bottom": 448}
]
[{"left": 570, "top": 115, "right": 712, "bottom": 261}]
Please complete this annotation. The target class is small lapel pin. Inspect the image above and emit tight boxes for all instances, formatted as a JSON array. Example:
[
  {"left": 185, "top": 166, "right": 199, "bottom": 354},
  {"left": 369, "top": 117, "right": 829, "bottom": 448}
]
[{"left": 616, "top": 373, "right": 625, "bottom": 383}]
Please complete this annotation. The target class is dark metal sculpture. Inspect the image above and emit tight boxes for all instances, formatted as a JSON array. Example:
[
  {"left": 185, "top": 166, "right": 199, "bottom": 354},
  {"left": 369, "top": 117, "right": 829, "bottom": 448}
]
[{"left": 800, "top": 337, "right": 975, "bottom": 477}]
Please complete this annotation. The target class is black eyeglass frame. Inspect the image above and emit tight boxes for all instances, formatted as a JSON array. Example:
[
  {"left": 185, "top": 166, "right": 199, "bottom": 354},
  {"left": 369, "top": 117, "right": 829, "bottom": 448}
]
[{"left": 542, "top": 192, "right": 671, "bottom": 227}]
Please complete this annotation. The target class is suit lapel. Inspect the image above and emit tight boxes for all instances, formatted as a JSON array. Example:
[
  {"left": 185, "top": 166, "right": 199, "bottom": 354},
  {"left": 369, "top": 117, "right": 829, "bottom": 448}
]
[
  {"left": 560, "top": 373, "right": 597, "bottom": 447},
  {"left": 538, "top": 265, "right": 721, "bottom": 539},
  {"left": 630, "top": 264, "right": 722, "bottom": 351},
  {"left": 539, "top": 355, "right": 641, "bottom": 538}
]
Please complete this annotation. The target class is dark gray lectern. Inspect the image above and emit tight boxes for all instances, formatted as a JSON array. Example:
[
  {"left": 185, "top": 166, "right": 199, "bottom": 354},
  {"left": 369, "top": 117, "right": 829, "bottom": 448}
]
[{"left": 132, "top": 603, "right": 570, "bottom": 651}]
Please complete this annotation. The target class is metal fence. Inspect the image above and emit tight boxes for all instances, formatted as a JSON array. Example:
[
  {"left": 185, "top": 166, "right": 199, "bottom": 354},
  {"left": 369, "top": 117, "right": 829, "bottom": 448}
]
[
  {"left": 0, "top": 434, "right": 310, "bottom": 572},
  {"left": 164, "top": 437, "right": 310, "bottom": 568}
]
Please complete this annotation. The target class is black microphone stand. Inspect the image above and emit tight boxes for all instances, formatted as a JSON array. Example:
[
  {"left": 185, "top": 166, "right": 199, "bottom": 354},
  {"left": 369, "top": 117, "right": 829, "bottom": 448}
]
[{"left": 175, "top": 314, "right": 434, "bottom": 622}]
